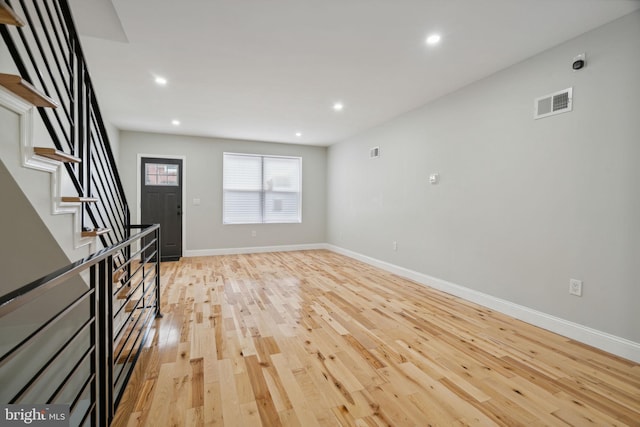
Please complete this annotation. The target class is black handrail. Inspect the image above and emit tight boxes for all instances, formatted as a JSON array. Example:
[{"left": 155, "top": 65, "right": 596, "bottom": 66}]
[{"left": 0, "top": 225, "right": 162, "bottom": 427}]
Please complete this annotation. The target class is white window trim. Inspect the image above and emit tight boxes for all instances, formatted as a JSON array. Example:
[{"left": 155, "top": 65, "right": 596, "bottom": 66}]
[{"left": 223, "top": 152, "right": 302, "bottom": 225}]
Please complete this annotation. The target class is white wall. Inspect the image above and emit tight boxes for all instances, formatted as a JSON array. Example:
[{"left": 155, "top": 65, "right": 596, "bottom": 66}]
[
  {"left": 327, "top": 11, "right": 640, "bottom": 343},
  {"left": 104, "top": 120, "right": 120, "bottom": 166},
  {"left": 119, "top": 131, "right": 327, "bottom": 253}
]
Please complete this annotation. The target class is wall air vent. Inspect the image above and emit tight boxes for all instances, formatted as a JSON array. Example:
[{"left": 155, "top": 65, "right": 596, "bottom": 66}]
[
  {"left": 369, "top": 146, "right": 380, "bottom": 159},
  {"left": 534, "top": 87, "right": 572, "bottom": 119}
]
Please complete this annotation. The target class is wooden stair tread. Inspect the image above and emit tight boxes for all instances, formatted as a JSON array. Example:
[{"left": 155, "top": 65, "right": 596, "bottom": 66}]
[
  {"left": 124, "top": 298, "right": 140, "bottom": 313},
  {"left": 81, "top": 228, "right": 111, "bottom": 237},
  {"left": 34, "top": 147, "right": 81, "bottom": 163},
  {"left": 115, "top": 347, "right": 133, "bottom": 364},
  {"left": 120, "top": 282, "right": 144, "bottom": 300},
  {"left": 114, "top": 330, "right": 146, "bottom": 364},
  {"left": 116, "top": 271, "right": 145, "bottom": 299},
  {"left": 0, "top": 73, "right": 57, "bottom": 107},
  {"left": 113, "top": 270, "right": 125, "bottom": 284},
  {"left": 116, "top": 286, "right": 131, "bottom": 300},
  {"left": 0, "top": 1, "right": 25, "bottom": 26},
  {"left": 61, "top": 196, "right": 99, "bottom": 203},
  {"left": 114, "top": 325, "right": 138, "bottom": 364}
]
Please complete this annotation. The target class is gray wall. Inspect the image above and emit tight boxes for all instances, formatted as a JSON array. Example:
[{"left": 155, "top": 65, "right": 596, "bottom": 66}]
[
  {"left": 327, "top": 11, "right": 640, "bottom": 342},
  {"left": 0, "top": 160, "right": 70, "bottom": 293},
  {"left": 119, "top": 131, "right": 327, "bottom": 252}
]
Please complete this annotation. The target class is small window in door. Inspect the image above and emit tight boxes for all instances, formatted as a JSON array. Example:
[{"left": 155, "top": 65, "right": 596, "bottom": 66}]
[{"left": 145, "top": 163, "right": 179, "bottom": 186}]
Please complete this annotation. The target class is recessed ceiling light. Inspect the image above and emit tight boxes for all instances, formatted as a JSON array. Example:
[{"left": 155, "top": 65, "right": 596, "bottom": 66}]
[
  {"left": 171, "top": 119, "right": 180, "bottom": 126},
  {"left": 155, "top": 76, "right": 168, "bottom": 86},
  {"left": 426, "top": 34, "right": 441, "bottom": 46},
  {"left": 333, "top": 102, "right": 344, "bottom": 111},
  {"left": 295, "top": 132, "right": 302, "bottom": 137}
]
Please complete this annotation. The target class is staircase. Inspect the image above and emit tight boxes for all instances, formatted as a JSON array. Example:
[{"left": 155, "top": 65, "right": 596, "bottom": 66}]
[
  {"left": 0, "top": 0, "right": 129, "bottom": 252},
  {"left": 0, "top": 1, "right": 162, "bottom": 426},
  {"left": 0, "top": 76, "right": 103, "bottom": 256}
]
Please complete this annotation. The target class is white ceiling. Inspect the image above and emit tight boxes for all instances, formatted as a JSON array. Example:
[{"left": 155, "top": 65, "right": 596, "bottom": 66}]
[{"left": 70, "top": 0, "right": 640, "bottom": 146}]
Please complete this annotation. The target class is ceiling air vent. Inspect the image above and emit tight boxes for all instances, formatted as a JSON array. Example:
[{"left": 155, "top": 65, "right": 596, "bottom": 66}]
[
  {"left": 534, "top": 87, "right": 572, "bottom": 119},
  {"left": 369, "top": 146, "right": 380, "bottom": 159}
]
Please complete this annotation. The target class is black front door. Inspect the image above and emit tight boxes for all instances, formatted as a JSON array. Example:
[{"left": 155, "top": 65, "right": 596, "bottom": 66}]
[{"left": 141, "top": 157, "right": 183, "bottom": 262}]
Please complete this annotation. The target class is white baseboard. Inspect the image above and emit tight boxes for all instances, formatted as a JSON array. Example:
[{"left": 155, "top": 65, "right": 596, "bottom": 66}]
[
  {"left": 184, "top": 243, "right": 326, "bottom": 257},
  {"left": 325, "top": 244, "right": 640, "bottom": 363},
  {"left": 179, "top": 242, "right": 639, "bottom": 362}
]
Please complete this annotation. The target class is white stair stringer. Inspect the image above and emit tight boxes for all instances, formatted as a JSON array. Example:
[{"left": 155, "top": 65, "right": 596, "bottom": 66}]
[{"left": 0, "top": 86, "right": 96, "bottom": 257}]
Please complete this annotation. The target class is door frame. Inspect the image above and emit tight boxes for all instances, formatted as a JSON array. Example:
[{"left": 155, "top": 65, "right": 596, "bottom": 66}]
[{"left": 136, "top": 153, "right": 187, "bottom": 258}]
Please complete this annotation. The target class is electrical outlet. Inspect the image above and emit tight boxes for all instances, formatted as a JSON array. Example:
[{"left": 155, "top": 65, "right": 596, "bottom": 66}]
[
  {"left": 569, "top": 279, "right": 583, "bottom": 296},
  {"left": 393, "top": 241, "right": 398, "bottom": 251},
  {"left": 251, "top": 230, "right": 257, "bottom": 237}
]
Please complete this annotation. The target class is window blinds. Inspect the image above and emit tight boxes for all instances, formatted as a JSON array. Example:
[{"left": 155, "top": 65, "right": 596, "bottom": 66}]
[{"left": 223, "top": 153, "right": 301, "bottom": 224}]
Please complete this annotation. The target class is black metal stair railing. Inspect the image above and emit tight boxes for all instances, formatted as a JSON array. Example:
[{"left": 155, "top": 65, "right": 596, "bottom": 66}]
[
  {"left": 0, "top": 0, "right": 129, "bottom": 248},
  {"left": 0, "top": 1, "right": 165, "bottom": 425},
  {"left": 0, "top": 225, "right": 162, "bottom": 427}
]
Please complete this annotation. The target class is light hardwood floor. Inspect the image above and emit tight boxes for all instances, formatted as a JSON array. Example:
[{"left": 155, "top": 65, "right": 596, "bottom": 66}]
[{"left": 112, "top": 250, "right": 640, "bottom": 426}]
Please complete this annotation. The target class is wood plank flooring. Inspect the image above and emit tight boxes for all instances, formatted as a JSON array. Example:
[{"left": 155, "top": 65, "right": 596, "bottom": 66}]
[{"left": 112, "top": 250, "right": 640, "bottom": 426}]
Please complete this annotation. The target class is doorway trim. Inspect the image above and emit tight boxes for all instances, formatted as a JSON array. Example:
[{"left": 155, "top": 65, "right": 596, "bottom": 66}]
[{"left": 136, "top": 153, "right": 187, "bottom": 258}]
